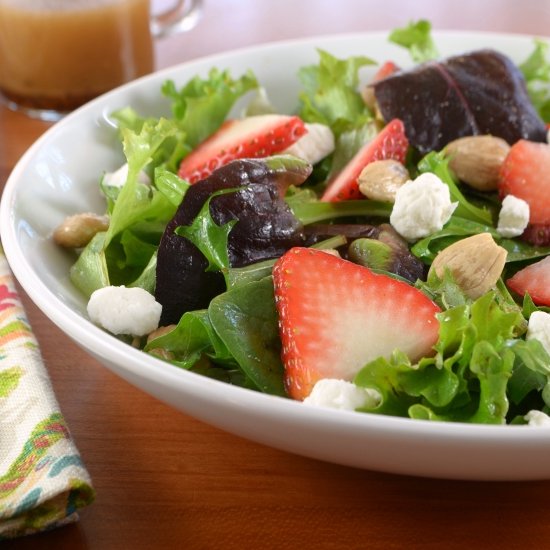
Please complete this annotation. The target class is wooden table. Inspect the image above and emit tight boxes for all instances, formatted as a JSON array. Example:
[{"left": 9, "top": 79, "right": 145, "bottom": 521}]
[{"left": 3, "top": 1, "right": 550, "bottom": 547}]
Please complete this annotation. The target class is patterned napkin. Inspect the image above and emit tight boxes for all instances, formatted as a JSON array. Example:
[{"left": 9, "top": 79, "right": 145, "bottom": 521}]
[{"left": 0, "top": 246, "right": 94, "bottom": 539}]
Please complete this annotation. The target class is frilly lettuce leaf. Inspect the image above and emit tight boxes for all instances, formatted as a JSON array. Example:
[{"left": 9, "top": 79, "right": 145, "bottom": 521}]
[
  {"left": 298, "top": 49, "right": 375, "bottom": 136},
  {"left": 519, "top": 38, "right": 550, "bottom": 122},
  {"left": 388, "top": 19, "right": 439, "bottom": 63},
  {"left": 154, "top": 166, "right": 190, "bottom": 208},
  {"left": 105, "top": 119, "right": 180, "bottom": 246},
  {"left": 111, "top": 68, "right": 259, "bottom": 172},
  {"left": 71, "top": 119, "right": 186, "bottom": 296},
  {"left": 161, "top": 68, "right": 258, "bottom": 148}
]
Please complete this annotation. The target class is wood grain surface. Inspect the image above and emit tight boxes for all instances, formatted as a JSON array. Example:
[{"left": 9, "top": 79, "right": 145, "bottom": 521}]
[{"left": 3, "top": 1, "right": 550, "bottom": 548}]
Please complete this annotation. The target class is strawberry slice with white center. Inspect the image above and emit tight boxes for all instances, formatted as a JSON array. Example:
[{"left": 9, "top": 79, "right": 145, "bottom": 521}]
[
  {"left": 273, "top": 248, "right": 441, "bottom": 400},
  {"left": 499, "top": 139, "right": 550, "bottom": 225},
  {"left": 178, "top": 114, "right": 307, "bottom": 183},
  {"left": 321, "top": 118, "right": 409, "bottom": 202},
  {"left": 507, "top": 256, "right": 550, "bottom": 306}
]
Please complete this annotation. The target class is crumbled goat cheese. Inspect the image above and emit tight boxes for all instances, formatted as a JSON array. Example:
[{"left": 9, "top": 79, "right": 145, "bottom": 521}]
[
  {"left": 390, "top": 172, "right": 457, "bottom": 242},
  {"left": 497, "top": 195, "right": 530, "bottom": 238},
  {"left": 525, "top": 410, "right": 550, "bottom": 427},
  {"left": 87, "top": 286, "right": 162, "bottom": 336},
  {"left": 303, "top": 379, "right": 381, "bottom": 410},
  {"left": 103, "top": 163, "right": 151, "bottom": 188},
  {"left": 526, "top": 311, "right": 550, "bottom": 355},
  {"left": 283, "top": 123, "right": 335, "bottom": 165}
]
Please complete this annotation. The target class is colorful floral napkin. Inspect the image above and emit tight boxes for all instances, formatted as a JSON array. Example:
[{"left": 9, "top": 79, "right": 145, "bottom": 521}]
[{"left": 0, "top": 246, "right": 94, "bottom": 539}]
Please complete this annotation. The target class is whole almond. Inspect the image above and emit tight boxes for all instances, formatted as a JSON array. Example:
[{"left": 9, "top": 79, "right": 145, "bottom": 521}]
[
  {"left": 429, "top": 232, "right": 507, "bottom": 299},
  {"left": 445, "top": 135, "right": 510, "bottom": 191},
  {"left": 358, "top": 159, "right": 410, "bottom": 203}
]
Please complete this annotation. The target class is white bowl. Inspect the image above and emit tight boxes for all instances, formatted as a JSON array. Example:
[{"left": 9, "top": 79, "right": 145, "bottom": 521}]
[{"left": 3, "top": 31, "right": 550, "bottom": 481}]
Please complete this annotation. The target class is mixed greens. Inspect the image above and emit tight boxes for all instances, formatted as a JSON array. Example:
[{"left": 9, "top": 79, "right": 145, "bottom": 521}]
[{"left": 61, "top": 21, "right": 550, "bottom": 424}]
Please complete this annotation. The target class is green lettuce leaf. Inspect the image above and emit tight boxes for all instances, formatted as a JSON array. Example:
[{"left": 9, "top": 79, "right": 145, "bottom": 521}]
[
  {"left": 175, "top": 189, "right": 237, "bottom": 278},
  {"left": 162, "top": 68, "right": 258, "bottom": 148},
  {"left": 208, "top": 276, "right": 286, "bottom": 396},
  {"left": 145, "top": 309, "right": 235, "bottom": 369},
  {"left": 415, "top": 268, "right": 472, "bottom": 310},
  {"left": 128, "top": 251, "right": 157, "bottom": 294},
  {"left": 154, "top": 166, "right": 190, "bottom": 207},
  {"left": 70, "top": 119, "right": 181, "bottom": 297},
  {"left": 519, "top": 38, "right": 550, "bottom": 122},
  {"left": 298, "top": 49, "right": 375, "bottom": 136},
  {"left": 70, "top": 232, "right": 110, "bottom": 297},
  {"left": 388, "top": 19, "right": 439, "bottom": 63},
  {"left": 507, "top": 338, "right": 550, "bottom": 404},
  {"left": 289, "top": 197, "right": 392, "bottom": 225},
  {"left": 105, "top": 118, "right": 180, "bottom": 246},
  {"left": 110, "top": 107, "right": 187, "bottom": 174}
]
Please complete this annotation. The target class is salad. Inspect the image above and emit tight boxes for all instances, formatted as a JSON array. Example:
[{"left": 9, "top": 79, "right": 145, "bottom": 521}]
[{"left": 54, "top": 21, "right": 550, "bottom": 426}]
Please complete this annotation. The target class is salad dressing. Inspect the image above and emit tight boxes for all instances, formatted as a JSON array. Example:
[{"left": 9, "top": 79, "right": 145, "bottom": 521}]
[{"left": 0, "top": 0, "right": 153, "bottom": 111}]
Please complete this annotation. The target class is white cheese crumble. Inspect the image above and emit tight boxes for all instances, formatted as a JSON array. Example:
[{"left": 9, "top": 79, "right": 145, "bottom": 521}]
[
  {"left": 497, "top": 195, "right": 530, "bottom": 238},
  {"left": 526, "top": 311, "right": 550, "bottom": 355},
  {"left": 303, "top": 379, "right": 381, "bottom": 410},
  {"left": 389, "top": 172, "right": 458, "bottom": 242},
  {"left": 103, "top": 163, "right": 151, "bottom": 188},
  {"left": 87, "top": 285, "right": 162, "bottom": 336},
  {"left": 525, "top": 410, "right": 550, "bottom": 427},
  {"left": 283, "top": 123, "right": 335, "bottom": 165}
]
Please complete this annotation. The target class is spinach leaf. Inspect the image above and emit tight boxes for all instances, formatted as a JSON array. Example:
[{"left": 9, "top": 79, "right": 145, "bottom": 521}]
[
  {"left": 145, "top": 309, "right": 235, "bottom": 370},
  {"left": 208, "top": 276, "right": 286, "bottom": 396}
]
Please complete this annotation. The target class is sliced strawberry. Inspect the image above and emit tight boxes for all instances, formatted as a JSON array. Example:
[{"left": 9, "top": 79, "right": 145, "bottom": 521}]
[
  {"left": 507, "top": 256, "right": 550, "bottom": 306},
  {"left": 178, "top": 114, "right": 307, "bottom": 183},
  {"left": 499, "top": 139, "right": 550, "bottom": 225},
  {"left": 321, "top": 118, "right": 409, "bottom": 202},
  {"left": 272, "top": 247, "right": 440, "bottom": 400},
  {"left": 374, "top": 60, "right": 399, "bottom": 81}
]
